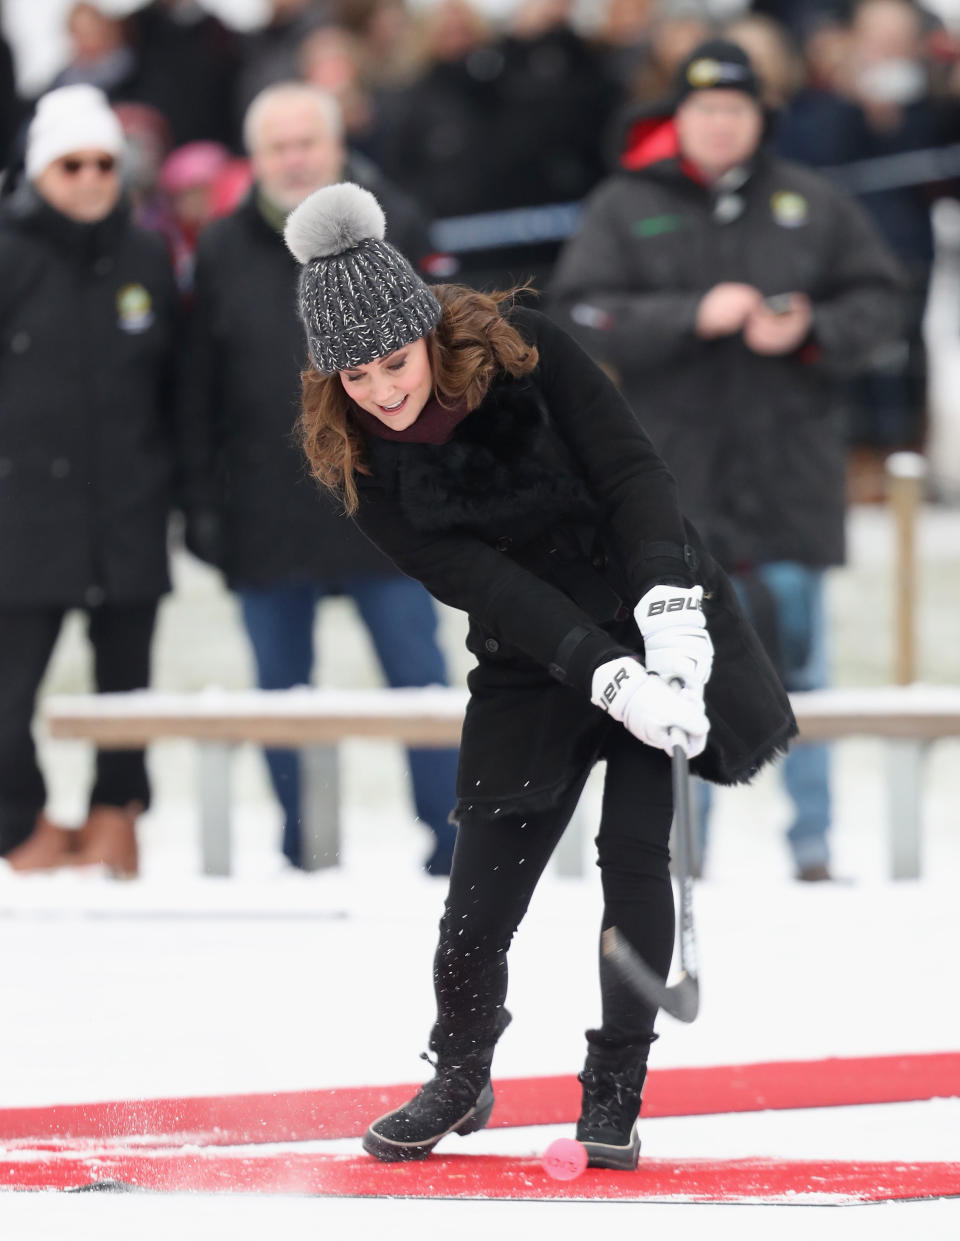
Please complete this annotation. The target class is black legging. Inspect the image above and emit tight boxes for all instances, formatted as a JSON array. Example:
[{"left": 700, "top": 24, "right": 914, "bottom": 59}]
[{"left": 432, "top": 723, "right": 675, "bottom": 1051}]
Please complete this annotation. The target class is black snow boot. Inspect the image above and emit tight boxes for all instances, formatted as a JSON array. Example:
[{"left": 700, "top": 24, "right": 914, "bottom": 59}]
[
  {"left": 575, "top": 1037, "right": 649, "bottom": 1171},
  {"left": 362, "top": 1011, "right": 511, "bottom": 1162}
]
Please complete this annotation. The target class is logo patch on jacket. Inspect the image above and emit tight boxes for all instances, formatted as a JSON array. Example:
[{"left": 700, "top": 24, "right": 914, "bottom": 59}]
[
  {"left": 770, "top": 191, "right": 808, "bottom": 228},
  {"left": 116, "top": 283, "right": 154, "bottom": 333},
  {"left": 632, "top": 213, "right": 687, "bottom": 239}
]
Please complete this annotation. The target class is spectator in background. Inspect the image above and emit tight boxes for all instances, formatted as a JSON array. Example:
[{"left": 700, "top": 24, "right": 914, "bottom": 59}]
[
  {"left": 0, "top": 85, "right": 179, "bottom": 876},
  {"left": 801, "top": 14, "right": 855, "bottom": 91},
  {"left": 335, "top": 0, "right": 422, "bottom": 89},
  {"left": 377, "top": 0, "right": 622, "bottom": 289},
  {"left": 48, "top": 2, "right": 137, "bottom": 97},
  {"left": 777, "top": 0, "right": 954, "bottom": 492},
  {"left": 125, "top": 0, "right": 240, "bottom": 150},
  {"left": 158, "top": 140, "right": 233, "bottom": 291},
  {"left": 724, "top": 13, "right": 804, "bottom": 109},
  {"left": 235, "top": 0, "right": 327, "bottom": 125},
  {"left": 375, "top": 0, "right": 500, "bottom": 225},
  {"left": 594, "top": 0, "right": 658, "bottom": 95},
  {"left": 497, "top": 0, "right": 621, "bottom": 209},
  {"left": 549, "top": 40, "right": 904, "bottom": 880},
  {"left": 751, "top": 0, "right": 849, "bottom": 42},
  {"left": 114, "top": 100, "right": 174, "bottom": 227},
  {"left": 47, "top": 2, "right": 240, "bottom": 150},
  {"left": 207, "top": 154, "right": 255, "bottom": 216},
  {"left": 299, "top": 23, "right": 383, "bottom": 159},
  {"left": 180, "top": 83, "right": 460, "bottom": 874},
  {"left": 624, "top": 11, "right": 713, "bottom": 105},
  {"left": 113, "top": 105, "right": 242, "bottom": 295}
]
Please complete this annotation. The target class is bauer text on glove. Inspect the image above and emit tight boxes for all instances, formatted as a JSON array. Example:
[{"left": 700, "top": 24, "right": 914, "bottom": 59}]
[
  {"left": 634, "top": 584, "right": 714, "bottom": 692},
  {"left": 590, "top": 657, "right": 709, "bottom": 758}
]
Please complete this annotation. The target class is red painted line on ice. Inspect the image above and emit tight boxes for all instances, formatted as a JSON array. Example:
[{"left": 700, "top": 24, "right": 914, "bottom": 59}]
[
  {"left": 2, "top": 1151, "right": 959, "bottom": 1202},
  {"left": 0, "top": 1052, "right": 956, "bottom": 1147}
]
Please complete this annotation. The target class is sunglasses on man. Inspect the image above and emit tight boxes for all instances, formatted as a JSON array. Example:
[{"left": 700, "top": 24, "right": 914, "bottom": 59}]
[{"left": 57, "top": 155, "right": 117, "bottom": 176}]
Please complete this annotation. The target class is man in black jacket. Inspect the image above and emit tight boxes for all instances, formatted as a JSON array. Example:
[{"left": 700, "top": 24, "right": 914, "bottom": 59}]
[
  {"left": 0, "top": 84, "right": 179, "bottom": 875},
  {"left": 550, "top": 40, "right": 905, "bottom": 880},
  {"left": 181, "top": 82, "right": 459, "bottom": 874}
]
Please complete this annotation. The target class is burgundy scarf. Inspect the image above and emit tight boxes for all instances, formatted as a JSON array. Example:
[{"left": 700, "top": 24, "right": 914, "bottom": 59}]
[{"left": 353, "top": 395, "right": 471, "bottom": 445}]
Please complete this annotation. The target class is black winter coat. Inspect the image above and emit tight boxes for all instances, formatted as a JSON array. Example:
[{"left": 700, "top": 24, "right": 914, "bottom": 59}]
[
  {"left": 377, "top": 30, "right": 621, "bottom": 291},
  {"left": 126, "top": 2, "right": 240, "bottom": 150},
  {"left": 181, "top": 166, "right": 431, "bottom": 587},
  {"left": 0, "top": 189, "right": 178, "bottom": 607},
  {"left": 548, "top": 141, "right": 905, "bottom": 571},
  {"left": 351, "top": 310, "right": 796, "bottom": 819},
  {"left": 776, "top": 88, "right": 949, "bottom": 269}
]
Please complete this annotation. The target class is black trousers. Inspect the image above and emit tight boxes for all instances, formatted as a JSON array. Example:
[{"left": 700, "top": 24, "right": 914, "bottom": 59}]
[
  {"left": 432, "top": 723, "right": 675, "bottom": 1054},
  {"left": 0, "top": 602, "right": 158, "bottom": 853}
]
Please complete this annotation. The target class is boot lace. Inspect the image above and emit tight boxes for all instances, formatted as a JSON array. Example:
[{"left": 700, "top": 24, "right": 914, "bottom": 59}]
[{"left": 403, "top": 1051, "right": 485, "bottom": 1120}]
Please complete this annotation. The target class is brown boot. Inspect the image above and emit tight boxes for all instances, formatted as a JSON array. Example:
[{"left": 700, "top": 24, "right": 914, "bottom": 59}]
[
  {"left": 73, "top": 803, "right": 140, "bottom": 879},
  {"left": 5, "top": 814, "right": 81, "bottom": 872}
]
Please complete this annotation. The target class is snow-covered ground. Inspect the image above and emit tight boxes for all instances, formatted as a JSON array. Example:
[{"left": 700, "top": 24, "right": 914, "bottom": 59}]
[
  {"left": 1, "top": 500, "right": 958, "bottom": 1238},
  {"left": 1, "top": 794, "right": 959, "bottom": 1237},
  {"left": 1, "top": 801, "right": 959, "bottom": 1237}
]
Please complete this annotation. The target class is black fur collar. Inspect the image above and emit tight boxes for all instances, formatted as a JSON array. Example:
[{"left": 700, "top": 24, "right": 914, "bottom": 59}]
[{"left": 365, "top": 377, "right": 597, "bottom": 538}]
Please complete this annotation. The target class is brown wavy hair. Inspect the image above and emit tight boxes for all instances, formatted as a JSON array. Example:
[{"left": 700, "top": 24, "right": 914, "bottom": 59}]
[{"left": 299, "top": 284, "right": 539, "bottom": 514}]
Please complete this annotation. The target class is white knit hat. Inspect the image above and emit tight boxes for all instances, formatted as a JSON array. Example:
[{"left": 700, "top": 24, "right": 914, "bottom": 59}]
[{"left": 25, "top": 85, "right": 124, "bottom": 181}]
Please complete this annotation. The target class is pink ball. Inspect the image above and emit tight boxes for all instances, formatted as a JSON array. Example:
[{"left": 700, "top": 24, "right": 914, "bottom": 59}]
[{"left": 542, "top": 1137, "right": 589, "bottom": 1181}]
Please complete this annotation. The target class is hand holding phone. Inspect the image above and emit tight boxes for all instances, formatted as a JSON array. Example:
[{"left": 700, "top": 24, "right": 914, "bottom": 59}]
[
  {"left": 764, "top": 294, "right": 794, "bottom": 316},
  {"left": 745, "top": 292, "right": 812, "bottom": 355}
]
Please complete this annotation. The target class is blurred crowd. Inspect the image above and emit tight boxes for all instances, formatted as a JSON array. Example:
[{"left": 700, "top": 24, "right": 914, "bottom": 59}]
[
  {"left": 2, "top": 0, "right": 959, "bottom": 458},
  {"left": 0, "top": 0, "right": 956, "bottom": 879}
]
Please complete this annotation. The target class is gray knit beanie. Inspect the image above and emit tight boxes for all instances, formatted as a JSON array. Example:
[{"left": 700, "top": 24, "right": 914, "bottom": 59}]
[{"left": 284, "top": 181, "right": 442, "bottom": 374}]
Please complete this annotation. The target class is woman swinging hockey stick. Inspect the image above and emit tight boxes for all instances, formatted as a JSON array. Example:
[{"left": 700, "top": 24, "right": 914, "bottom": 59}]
[{"left": 284, "top": 182, "right": 795, "bottom": 1170}]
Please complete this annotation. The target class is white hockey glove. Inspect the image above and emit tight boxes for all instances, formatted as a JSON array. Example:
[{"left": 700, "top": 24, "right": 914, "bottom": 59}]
[
  {"left": 590, "top": 657, "right": 709, "bottom": 759},
  {"left": 634, "top": 585, "right": 714, "bottom": 695}
]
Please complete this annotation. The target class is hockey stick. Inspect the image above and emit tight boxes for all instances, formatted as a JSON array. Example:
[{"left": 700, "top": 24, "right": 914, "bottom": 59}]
[{"left": 601, "top": 729, "right": 700, "bottom": 1023}]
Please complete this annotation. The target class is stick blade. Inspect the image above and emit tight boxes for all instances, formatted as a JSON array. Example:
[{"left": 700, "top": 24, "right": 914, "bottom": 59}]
[{"left": 601, "top": 927, "right": 700, "bottom": 1024}]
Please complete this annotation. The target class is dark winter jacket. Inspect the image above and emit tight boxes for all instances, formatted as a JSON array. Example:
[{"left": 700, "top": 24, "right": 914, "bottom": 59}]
[
  {"left": 377, "top": 58, "right": 507, "bottom": 224},
  {"left": 0, "top": 188, "right": 178, "bottom": 607},
  {"left": 377, "top": 29, "right": 621, "bottom": 291},
  {"left": 548, "top": 120, "right": 905, "bottom": 572},
  {"left": 777, "top": 87, "right": 949, "bottom": 268},
  {"left": 351, "top": 309, "right": 796, "bottom": 818},
  {"left": 126, "top": 2, "right": 240, "bottom": 150},
  {"left": 180, "top": 163, "right": 431, "bottom": 587}
]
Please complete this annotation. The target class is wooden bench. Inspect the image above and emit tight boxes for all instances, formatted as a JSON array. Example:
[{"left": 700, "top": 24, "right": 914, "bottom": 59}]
[{"left": 42, "top": 684, "right": 960, "bottom": 879}]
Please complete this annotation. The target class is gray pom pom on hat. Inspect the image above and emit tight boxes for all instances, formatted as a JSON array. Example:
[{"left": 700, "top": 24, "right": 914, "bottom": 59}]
[
  {"left": 284, "top": 181, "right": 385, "bottom": 264},
  {"left": 285, "top": 181, "right": 441, "bottom": 374}
]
